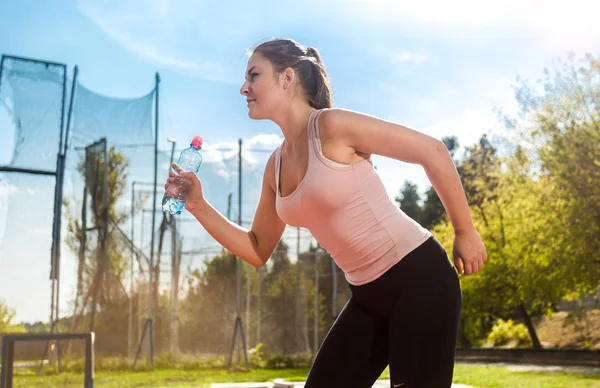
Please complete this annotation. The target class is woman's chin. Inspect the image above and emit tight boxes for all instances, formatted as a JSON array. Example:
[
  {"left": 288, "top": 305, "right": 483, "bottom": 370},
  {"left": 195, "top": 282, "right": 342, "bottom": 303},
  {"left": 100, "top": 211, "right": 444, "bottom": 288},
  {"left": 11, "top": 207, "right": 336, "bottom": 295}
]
[{"left": 248, "top": 109, "right": 264, "bottom": 120}]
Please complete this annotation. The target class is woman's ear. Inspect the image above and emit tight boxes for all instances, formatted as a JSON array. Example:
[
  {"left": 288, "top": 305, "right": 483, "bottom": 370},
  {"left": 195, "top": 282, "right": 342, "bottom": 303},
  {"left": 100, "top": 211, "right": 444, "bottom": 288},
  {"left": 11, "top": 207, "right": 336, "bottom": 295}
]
[{"left": 282, "top": 67, "right": 295, "bottom": 91}]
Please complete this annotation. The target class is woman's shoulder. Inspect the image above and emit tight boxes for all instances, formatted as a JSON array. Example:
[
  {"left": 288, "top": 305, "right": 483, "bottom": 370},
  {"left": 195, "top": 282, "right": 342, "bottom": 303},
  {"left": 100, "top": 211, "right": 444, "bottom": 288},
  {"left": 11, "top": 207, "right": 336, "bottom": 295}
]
[{"left": 317, "top": 107, "right": 366, "bottom": 140}]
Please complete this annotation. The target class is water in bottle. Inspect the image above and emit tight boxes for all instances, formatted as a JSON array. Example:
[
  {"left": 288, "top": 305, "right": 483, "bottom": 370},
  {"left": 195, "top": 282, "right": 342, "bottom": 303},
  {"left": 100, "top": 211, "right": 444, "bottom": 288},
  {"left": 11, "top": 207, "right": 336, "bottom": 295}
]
[{"left": 162, "top": 136, "right": 203, "bottom": 215}]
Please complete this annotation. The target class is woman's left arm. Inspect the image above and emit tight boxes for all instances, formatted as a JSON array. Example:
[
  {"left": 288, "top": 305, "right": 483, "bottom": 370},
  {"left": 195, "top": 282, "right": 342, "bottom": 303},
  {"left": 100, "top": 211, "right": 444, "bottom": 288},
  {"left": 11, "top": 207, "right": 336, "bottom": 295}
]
[{"left": 319, "top": 108, "right": 487, "bottom": 275}]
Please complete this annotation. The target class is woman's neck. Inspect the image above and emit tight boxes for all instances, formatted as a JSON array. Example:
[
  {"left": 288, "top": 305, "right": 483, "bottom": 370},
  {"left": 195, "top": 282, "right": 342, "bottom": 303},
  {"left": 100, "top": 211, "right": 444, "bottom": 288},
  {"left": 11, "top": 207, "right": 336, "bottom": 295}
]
[{"left": 273, "top": 101, "right": 316, "bottom": 146}]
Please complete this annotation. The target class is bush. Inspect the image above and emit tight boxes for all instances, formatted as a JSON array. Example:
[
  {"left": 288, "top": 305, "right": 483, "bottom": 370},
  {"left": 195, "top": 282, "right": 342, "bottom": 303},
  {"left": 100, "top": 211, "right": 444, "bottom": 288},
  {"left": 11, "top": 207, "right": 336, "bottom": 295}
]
[
  {"left": 248, "top": 343, "right": 266, "bottom": 368},
  {"left": 264, "top": 352, "right": 313, "bottom": 369},
  {"left": 486, "top": 318, "right": 532, "bottom": 347},
  {"left": 248, "top": 343, "right": 313, "bottom": 369},
  {"left": 30, "top": 350, "right": 314, "bottom": 375}
]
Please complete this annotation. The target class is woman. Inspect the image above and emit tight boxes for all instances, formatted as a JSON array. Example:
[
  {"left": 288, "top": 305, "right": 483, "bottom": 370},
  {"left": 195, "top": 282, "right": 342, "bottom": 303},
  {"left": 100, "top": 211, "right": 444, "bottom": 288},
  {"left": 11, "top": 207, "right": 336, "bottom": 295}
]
[{"left": 165, "top": 38, "right": 487, "bottom": 388}]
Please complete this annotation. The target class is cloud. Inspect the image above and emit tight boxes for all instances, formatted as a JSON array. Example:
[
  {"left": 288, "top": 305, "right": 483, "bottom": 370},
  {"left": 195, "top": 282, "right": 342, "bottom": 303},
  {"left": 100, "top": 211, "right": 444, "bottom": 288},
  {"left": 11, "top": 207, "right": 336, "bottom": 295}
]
[
  {"left": 421, "top": 108, "right": 500, "bottom": 148},
  {"left": 242, "top": 134, "right": 282, "bottom": 164},
  {"left": 194, "top": 133, "right": 282, "bottom": 181},
  {"left": 322, "top": 0, "right": 600, "bottom": 47},
  {"left": 371, "top": 48, "right": 428, "bottom": 76},
  {"left": 77, "top": 0, "right": 237, "bottom": 83},
  {"left": 525, "top": 1, "right": 600, "bottom": 55},
  {"left": 77, "top": 0, "right": 600, "bottom": 89},
  {"left": 0, "top": 183, "right": 16, "bottom": 244},
  {"left": 389, "top": 50, "right": 427, "bottom": 64},
  {"left": 203, "top": 133, "right": 281, "bottom": 164},
  {"left": 0, "top": 183, "right": 18, "bottom": 197},
  {"left": 318, "top": 0, "right": 518, "bottom": 31}
]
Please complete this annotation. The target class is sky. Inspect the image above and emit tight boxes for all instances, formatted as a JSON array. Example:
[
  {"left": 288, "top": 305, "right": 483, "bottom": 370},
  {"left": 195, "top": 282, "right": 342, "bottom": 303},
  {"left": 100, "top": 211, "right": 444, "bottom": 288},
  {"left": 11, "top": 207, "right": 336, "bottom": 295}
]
[{"left": 0, "top": 0, "right": 599, "bottom": 323}]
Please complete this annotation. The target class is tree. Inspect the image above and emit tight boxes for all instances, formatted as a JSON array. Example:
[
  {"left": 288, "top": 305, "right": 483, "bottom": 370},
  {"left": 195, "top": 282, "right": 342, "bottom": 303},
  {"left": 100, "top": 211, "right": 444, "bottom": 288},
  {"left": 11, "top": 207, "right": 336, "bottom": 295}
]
[
  {"left": 261, "top": 240, "right": 300, "bottom": 354},
  {"left": 179, "top": 251, "right": 236, "bottom": 354},
  {"left": 395, "top": 136, "right": 461, "bottom": 230},
  {"left": 511, "top": 52, "right": 600, "bottom": 298},
  {"left": 432, "top": 53, "right": 600, "bottom": 349},
  {"left": 434, "top": 139, "right": 565, "bottom": 348},
  {"left": 395, "top": 181, "right": 422, "bottom": 223},
  {"left": 456, "top": 134, "right": 499, "bottom": 227},
  {"left": 0, "top": 299, "right": 25, "bottom": 333},
  {"left": 420, "top": 136, "right": 461, "bottom": 229},
  {"left": 63, "top": 144, "right": 131, "bottom": 337}
]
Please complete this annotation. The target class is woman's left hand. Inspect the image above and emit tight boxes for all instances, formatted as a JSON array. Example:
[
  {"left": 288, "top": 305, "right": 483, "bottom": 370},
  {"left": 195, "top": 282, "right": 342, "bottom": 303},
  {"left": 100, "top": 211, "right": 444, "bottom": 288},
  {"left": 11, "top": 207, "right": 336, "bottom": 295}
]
[{"left": 452, "top": 226, "right": 487, "bottom": 276}]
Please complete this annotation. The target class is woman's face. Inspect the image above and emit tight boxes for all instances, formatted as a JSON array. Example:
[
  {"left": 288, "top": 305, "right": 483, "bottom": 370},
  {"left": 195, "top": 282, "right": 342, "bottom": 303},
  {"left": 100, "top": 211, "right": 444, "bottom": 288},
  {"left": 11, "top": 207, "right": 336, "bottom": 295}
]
[{"left": 240, "top": 53, "right": 288, "bottom": 120}]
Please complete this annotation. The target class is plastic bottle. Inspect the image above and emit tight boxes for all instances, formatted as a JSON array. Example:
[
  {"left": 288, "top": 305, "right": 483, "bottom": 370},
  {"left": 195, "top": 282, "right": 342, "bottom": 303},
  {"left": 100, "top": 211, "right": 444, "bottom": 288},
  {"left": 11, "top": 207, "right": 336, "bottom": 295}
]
[{"left": 162, "top": 136, "right": 203, "bottom": 215}]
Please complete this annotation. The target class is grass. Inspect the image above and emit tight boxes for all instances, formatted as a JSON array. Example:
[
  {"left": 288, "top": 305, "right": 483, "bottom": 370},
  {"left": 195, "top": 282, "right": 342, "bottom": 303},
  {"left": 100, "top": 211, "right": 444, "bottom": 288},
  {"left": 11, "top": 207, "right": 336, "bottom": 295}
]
[
  {"left": 452, "top": 364, "right": 599, "bottom": 388},
  {"left": 8, "top": 364, "right": 599, "bottom": 387}
]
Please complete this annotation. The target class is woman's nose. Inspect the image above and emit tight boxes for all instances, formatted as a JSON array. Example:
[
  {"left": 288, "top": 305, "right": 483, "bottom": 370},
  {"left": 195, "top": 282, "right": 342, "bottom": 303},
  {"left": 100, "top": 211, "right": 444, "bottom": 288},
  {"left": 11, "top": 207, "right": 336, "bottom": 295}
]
[{"left": 240, "top": 81, "right": 249, "bottom": 96}]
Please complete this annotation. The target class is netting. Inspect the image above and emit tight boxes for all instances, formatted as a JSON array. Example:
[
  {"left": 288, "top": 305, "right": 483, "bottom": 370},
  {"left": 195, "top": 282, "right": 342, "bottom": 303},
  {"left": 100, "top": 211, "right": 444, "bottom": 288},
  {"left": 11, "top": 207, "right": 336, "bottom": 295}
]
[
  {"left": 0, "top": 57, "right": 352, "bottom": 364},
  {"left": 62, "top": 79, "right": 157, "bottom": 350},
  {"left": 0, "top": 56, "right": 66, "bottom": 325},
  {"left": 0, "top": 57, "right": 65, "bottom": 171}
]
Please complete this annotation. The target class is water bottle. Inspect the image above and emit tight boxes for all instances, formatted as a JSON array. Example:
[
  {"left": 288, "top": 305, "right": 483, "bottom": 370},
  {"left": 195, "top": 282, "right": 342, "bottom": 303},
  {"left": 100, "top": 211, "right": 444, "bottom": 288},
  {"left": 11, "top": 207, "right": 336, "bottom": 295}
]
[{"left": 162, "top": 136, "right": 203, "bottom": 215}]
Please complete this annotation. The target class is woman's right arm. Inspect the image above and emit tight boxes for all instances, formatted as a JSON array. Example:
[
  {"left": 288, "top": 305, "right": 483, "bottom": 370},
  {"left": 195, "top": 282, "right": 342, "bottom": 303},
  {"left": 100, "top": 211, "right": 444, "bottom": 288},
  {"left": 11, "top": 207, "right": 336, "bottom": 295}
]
[{"left": 174, "top": 151, "right": 286, "bottom": 268}]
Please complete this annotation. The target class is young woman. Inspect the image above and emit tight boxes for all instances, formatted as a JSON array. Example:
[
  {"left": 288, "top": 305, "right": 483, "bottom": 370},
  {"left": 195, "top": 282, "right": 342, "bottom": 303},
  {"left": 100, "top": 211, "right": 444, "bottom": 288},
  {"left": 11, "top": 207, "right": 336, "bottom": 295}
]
[{"left": 165, "top": 38, "right": 487, "bottom": 388}]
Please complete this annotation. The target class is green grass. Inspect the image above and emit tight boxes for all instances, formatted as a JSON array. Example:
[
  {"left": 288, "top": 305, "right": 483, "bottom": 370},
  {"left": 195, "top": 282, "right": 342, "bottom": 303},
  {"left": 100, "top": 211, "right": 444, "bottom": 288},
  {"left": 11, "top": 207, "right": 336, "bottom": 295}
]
[
  {"left": 452, "top": 364, "right": 599, "bottom": 388},
  {"left": 9, "top": 364, "right": 599, "bottom": 387}
]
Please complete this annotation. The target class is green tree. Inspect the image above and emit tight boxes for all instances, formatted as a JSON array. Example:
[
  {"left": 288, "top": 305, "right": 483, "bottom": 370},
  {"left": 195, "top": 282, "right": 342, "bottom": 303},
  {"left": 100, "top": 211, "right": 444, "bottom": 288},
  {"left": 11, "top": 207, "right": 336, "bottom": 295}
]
[
  {"left": 420, "top": 136, "right": 461, "bottom": 229},
  {"left": 0, "top": 299, "right": 25, "bottom": 333},
  {"left": 179, "top": 251, "right": 236, "bottom": 354},
  {"left": 457, "top": 134, "right": 499, "bottom": 226},
  {"left": 511, "top": 52, "right": 600, "bottom": 298},
  {"left": 261, "top": 240, "right": 299, "bottom": 354},
  {"left": 63, "top": 145, "right": 131, "bottom": 337},
  {"left": 434, "top": 142, "right": 564, "bottom": 348},
  {"left": 395, "top": 181, "right": 422, "bottom": 223}
]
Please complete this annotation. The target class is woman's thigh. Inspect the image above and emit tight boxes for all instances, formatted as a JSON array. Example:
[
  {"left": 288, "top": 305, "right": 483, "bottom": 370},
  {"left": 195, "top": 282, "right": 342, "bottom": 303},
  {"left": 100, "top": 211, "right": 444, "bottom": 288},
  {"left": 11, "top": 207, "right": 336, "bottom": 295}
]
[{"left": 304, "top": 298, "right": 389, "bottom": 388}]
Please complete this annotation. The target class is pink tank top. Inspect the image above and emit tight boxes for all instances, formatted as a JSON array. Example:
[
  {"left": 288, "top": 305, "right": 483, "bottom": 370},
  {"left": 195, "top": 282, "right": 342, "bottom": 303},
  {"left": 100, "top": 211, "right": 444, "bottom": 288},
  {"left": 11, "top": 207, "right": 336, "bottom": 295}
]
[{"left": 275, "top": 109, "right": 432, "bottom": 286}]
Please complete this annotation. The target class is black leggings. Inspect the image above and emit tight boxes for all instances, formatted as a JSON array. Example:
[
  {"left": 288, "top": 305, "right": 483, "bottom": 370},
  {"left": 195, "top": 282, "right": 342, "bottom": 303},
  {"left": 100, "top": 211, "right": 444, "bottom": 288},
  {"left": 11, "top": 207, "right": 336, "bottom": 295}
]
[{"left": 304, "top": 236, "right": 462, "bottom": 388}]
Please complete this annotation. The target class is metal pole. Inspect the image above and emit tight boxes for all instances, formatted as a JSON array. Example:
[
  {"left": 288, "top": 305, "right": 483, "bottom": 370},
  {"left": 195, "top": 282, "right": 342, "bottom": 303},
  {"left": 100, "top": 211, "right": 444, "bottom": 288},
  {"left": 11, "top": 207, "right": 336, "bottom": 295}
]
[
  {"left": 246, "top": 271, "right": 251, "bottom": 348},
  {"left": 55, "top": 65, "right": 77, "bottom": 344},
  {"left": 49, "top": 278, "right": 55, "bottom": 349},
  {"left": 49, "top": 61, "right": 70, "bottom": 370},
  {"left": 227, "top": 192, "right": 232, "bottom": 264},
  {"left": 296, "top": 227, "right": 301, "bottom": 350},
  {"left": 314, "top": 250, "right": 319, "bottom": 354},
  {"left": 130, "top": 180, "right": 158, "bottom": 364},
  {"left": 139, "top": 210, "right": 145, "bottom": 353},
  {"left": 227, "top": 141, "right": 249, "bottom": 371},
  {"left": 49, "top": 60, "right": 64, "bottom": 336},
  {"left": 257, "top": 266, "right": 261, "bottom": 344},
  {"left": 102, "top": 136, "right": 109, "bottom": 308},
  {"left": 238, "top": 139, "right": 242, "bottom": 225},
  {"left": 55, "top": 63, "right": 72, "bottom": 325},
  {"left": 240, "top": 138, "right": 252, "bottom": 349},
  {"left": 128, "top": 182, "right": 136, "bottom": 358},
  {"left": 167, "top": 137, "right": 177, "bottom": 354},
  {"left": 237, "top": 138, "right": 243, "bottom": 360},
  {"left": 1, "top": 54, "right": 65, "bottom": 68},
  {"left": 331, "top": 257, "right": 337, "bottom": 320},
  {"left": 0, "top": 55, "right": 6, "bottom": 94},
  {"left": 147, "top": 72, "right": 160, "bottom": 367},
  {"left": 0, "top": 167, "right": 55, "bottom": 175}
]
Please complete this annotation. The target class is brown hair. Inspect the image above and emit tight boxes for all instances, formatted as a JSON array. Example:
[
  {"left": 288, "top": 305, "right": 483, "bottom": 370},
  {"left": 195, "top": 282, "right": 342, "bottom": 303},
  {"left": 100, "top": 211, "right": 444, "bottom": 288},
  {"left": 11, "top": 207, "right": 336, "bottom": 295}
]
[{"left": 252, "top": 38, "right": 333, "bottom": 109}]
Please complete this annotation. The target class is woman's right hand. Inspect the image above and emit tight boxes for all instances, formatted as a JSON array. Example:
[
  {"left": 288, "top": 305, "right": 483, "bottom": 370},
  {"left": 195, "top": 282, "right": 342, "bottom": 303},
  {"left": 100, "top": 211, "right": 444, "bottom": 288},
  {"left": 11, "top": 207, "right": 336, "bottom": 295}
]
[{"left": 164, "top": 163, "right": 206, "bottom": 213}]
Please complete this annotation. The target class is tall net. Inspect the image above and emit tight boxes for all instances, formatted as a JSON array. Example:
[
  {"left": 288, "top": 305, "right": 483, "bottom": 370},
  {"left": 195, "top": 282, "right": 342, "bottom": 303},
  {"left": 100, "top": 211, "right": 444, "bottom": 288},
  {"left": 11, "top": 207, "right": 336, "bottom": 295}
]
[
  {"left": 62, "top": 79, "right": 158, "bottom": 354},
  {"left": 0, "top": 56, "right": 66, "bottom": 326},
  {"left": 0, "top": 56, "right": 351, "bottom": 364}
]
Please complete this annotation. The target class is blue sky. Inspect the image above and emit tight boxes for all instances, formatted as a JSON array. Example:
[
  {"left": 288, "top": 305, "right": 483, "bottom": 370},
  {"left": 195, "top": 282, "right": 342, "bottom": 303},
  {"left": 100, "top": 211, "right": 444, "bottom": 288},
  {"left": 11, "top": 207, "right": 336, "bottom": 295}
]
[{"left": 1, "top": 0, "right": 599, "bottom": 323}]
